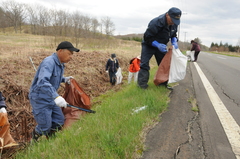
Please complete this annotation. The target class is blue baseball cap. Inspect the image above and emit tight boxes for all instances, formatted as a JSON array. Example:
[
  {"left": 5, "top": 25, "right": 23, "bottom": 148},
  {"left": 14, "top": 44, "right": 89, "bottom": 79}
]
[{"left": 168, "top": 7, "right": 182, "bottom": 25}]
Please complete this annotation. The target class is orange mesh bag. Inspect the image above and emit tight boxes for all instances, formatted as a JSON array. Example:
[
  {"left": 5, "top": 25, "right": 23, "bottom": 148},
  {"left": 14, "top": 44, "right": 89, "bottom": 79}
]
[
  {"left": 62, "top": 79, "right": 91, "bottom": 128},
  {"left": 0, "top": 113, "right": 18, "bottom": 149},
  {"left": 153, "top": 48, "right": 172, "bottom": 86}
]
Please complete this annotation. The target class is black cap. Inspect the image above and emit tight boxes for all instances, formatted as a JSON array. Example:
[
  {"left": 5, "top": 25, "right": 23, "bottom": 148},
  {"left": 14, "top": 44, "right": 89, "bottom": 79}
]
[
  {"left": 56, "top": 41, "right": 80, "bottom": 52},
  {"left": 168, "top": 7, "right": 182, "bottom": 25},
  {"left": 111, "top": 53, "right": 116, "bottom": 58}
]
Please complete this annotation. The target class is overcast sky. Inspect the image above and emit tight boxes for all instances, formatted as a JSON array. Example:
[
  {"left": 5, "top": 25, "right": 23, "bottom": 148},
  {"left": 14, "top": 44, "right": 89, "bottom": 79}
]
[{"left": 14, "top": 0, "right": 240, "bottom": 47}]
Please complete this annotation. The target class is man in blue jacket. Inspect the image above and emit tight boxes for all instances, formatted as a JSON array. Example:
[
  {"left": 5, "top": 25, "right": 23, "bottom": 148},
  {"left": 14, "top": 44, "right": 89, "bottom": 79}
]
[
  {"left": 29, "top": 41, "right": 79, "bottom": 142},
  {"left": 138, "top": 7, "right": 182, "bottom": 89}
]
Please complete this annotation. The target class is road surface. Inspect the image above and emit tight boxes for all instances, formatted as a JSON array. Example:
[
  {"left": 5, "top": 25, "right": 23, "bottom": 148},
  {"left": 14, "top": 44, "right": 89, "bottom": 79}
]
[{"left": 141, "top": 52, "right": 240, "bottom": 159}]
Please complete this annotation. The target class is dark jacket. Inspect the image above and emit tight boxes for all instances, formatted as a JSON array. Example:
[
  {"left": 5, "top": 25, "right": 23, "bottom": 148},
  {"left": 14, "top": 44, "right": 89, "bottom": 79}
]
[
  {"left": 191, "top": 42, "right": 201, "bottom": 52},
  {"left": 143, "top": 13, "right": 178, "bottom": 46},
  {"left": 105, "top": 58, "right": 119, "bottom": 73},
  {"left": 0, "top": 92, "right": 6, "bottom": 109}
]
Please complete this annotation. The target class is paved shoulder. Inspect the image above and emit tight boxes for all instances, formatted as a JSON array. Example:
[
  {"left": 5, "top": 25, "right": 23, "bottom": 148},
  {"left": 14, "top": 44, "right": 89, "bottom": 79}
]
[{"left": 141, "top": 64, "right": 205, "bottom": 159}]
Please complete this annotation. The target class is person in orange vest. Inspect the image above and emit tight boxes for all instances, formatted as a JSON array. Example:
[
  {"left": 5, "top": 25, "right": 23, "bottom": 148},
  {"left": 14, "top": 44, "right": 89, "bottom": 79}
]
[{"left": 128, "top": 55, "right": 141, "bottom": 84}]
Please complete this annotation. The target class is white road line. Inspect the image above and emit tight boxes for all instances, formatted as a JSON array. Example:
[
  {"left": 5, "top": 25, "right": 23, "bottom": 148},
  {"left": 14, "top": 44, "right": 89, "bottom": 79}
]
[
  {"left": 194, "top": 62, "right": 240, "bottom": 159},
  {"left": 217, "top": 56, "right": 227, "bottom": 59}
]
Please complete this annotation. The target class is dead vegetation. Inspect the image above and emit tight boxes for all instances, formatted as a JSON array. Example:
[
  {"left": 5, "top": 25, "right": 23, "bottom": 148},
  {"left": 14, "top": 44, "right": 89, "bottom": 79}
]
[{"left": 0, "top": 47, "right": 130, "bottom": 158}]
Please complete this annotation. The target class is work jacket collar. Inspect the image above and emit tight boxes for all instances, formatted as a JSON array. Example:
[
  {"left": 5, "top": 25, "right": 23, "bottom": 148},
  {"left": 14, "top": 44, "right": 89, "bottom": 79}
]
[{"left": 53, "top": 53, "right": 64, "bottom": 66}]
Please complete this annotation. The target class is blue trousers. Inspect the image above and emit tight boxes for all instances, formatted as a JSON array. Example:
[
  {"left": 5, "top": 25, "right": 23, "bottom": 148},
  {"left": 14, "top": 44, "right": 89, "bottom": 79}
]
[{"left": 30, "top": 98, "right": 65, "bottom": 136}]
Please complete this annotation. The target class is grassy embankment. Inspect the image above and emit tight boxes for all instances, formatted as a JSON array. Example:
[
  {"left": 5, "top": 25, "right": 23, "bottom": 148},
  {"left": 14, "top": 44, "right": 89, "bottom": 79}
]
[
  {"left": 0, "top": 32, "right": 171, "bottom": 158},
  {"left": 16, "top": 73, "right": 170, "bottom": 159},
  {"left": 3, "top": 32, "right": 239, "bottom": 158},
  {"left": 209, "top": 51, "right": 240, "bottom": 57}
]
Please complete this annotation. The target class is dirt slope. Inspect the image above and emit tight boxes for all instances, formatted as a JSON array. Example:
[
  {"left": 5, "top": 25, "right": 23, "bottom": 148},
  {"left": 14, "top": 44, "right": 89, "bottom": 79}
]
[{"left": 0, "top": 50, "right": 129, "bottom": 158}]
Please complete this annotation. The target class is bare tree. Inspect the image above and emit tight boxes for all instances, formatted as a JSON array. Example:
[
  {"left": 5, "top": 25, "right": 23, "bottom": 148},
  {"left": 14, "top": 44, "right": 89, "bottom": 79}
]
[
  {"left": 37, "top": 5, "right": 51, "bottom": 35},
  {"left": 101, "top": 16, "right": 115, "bottom": 36},
  {"left": 193, "top": 37, "right": 202, "bottom": 44},
  {"left": 0, "top": 7, "right": 8, "bottom": 32},
  {"left": 2, "top": 0, "right": 27, "bottom": 33},
  {"left": 70, "top": 11, "right": 84, "bottom": 47},
  {"left": 26, "top": 4, "right": 39, "bottom": 34},
  {"left": 0, "top": 0, "right": 116, "bottom": 40},
  {"left": 91, "top": 18, "right": 100, "bottom": 35},
  {"left": 51, "top": 9, "right": 69, "bottom": 37},
  {"left": 82, "top": 15, "right": 92, "bottom": 37}
]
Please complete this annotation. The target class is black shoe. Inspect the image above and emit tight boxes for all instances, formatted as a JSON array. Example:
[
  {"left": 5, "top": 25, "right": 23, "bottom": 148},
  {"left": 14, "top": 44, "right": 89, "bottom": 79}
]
[
  {"left": 139, "top": 86, "right": 148, "bottom": 89},
  {"left": 138, "top": 84, "right": 148, "bottom": 89},
  {"left": 166, "top": 85, "right": 173, "bottom": 90},
  {"left": 31, "top": 129, "right": 41, "bottom": 142},
  {"left": 158, "top": 83, "right": 173, "bottom": 90}
]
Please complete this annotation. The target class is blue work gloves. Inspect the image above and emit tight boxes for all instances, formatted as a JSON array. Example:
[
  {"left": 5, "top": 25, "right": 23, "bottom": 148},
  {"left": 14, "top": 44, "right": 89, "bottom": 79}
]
[
  {"left": 152, "top": 41, "right": 167, "bottom": 53},
  {"left": 171, "top": 37, "right": 178, "bottom": 49}
]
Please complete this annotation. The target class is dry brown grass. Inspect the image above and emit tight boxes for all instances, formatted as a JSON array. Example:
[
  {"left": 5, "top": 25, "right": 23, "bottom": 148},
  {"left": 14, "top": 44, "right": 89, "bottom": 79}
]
[
  {"left": 0, "top": 32, "right": 144, "bottom": 158},
  {"left": 210, "top": 51, "right": 240, "bottom": 57}
]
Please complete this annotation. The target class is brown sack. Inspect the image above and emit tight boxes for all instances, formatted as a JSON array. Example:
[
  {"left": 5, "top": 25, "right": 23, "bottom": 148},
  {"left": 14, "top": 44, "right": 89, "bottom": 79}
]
[
  {"left": 0, "top": 113, "right": 18, "bottom": 149},
  {"left": 62, "top": 79, "right": 91, "bottom": 128},
  {"left": 153, "top": 48, "right": 172, "bottom": 86}
]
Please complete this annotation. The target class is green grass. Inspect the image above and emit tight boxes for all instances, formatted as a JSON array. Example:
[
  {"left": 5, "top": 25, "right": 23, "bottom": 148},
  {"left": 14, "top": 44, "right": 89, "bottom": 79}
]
[
  {"left": 208, "top": 51, "right": 240, "bottom": 57},
  {"left": 15, "top": 67, "right": 171, "bottom": 159},
  {"left": 191, "top": 107, "right": 199, "bottom": 112}
]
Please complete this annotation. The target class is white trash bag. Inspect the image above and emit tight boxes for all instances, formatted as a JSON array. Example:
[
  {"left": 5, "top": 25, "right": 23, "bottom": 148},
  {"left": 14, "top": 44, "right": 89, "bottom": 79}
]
[
  {"left": 186, "top": 50, "right": 195, "bottom": 61},
  {"left": 168, "top": 48, "right": 188, "bottom": 84},
  {"left": 115, "top": 67, "right": 123, "bottom": 85}
]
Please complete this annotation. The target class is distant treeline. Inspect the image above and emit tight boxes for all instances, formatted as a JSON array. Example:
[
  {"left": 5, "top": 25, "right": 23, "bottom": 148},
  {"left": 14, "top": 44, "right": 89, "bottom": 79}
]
[
  {"left": 0, "top": 0, "right": 115, "bottom": 39},
  {"left": 115, "top": 36, "right": 210, "bottom": 51},
  {"left": 210, "top": 41, "right": 240, "bottom": 52}
]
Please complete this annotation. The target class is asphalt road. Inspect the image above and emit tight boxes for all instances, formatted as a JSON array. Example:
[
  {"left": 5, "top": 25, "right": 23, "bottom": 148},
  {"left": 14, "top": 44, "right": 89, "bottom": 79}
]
[{"left": 141, "top": 52, "right": 240, "bottom": 159}]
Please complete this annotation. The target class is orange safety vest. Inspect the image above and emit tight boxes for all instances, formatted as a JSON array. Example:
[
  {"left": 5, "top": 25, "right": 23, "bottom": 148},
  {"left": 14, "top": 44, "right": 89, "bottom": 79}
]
[{"left": 129, "top": 58, "right": 141, "bottom": 73}]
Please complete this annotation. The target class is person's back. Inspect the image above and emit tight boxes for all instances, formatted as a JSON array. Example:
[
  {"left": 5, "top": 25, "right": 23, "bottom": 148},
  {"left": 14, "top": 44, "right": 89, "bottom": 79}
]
[
  {"left": 191, "top": 41, "right": 201, "bottom": 52},
  {"left": 129, "top": 57, "right": 140, "bottom": 73},
  {"left": 128, "top": 55, "right": 141, "bottom": 83},
  {"left": 190, "top": 40, "right": 201, "bottom": 62}
]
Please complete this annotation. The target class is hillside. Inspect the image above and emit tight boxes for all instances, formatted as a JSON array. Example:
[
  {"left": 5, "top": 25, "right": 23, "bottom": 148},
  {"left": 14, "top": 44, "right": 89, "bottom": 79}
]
[
  {"left": 0, "top": 33, "right": 141, "bottom": 158},
  {"left": 114, "top": 33, "right": 210, "bottom": 51}
]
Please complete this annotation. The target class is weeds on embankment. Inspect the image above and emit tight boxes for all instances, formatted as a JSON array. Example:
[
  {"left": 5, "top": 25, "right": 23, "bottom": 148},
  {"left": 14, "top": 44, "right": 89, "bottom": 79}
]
[{"left": 15, "top": 67, "right": 171, "bottom": 159}]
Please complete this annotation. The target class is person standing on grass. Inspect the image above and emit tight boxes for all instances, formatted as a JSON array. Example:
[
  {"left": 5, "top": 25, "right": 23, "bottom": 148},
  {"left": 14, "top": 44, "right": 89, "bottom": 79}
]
[
  {"left": 128, "top": 55, "right": 141, "bottom": 84},
  {"left": 137, "top": 7, "right": 181, "bottom": 90},
  {"left": 29, "top": 41, "right": 80, "bottom": 142},
  {"left": 190, "top": 40, "right": 201, "bottom": 62},
  {"left": 105, "top": 53, "right": 119, "bottom": 85}
]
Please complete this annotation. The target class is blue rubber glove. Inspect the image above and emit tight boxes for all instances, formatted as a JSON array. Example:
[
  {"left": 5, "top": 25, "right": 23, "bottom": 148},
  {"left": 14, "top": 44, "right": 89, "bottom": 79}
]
[
  {"left": 171, "top": 37, "right": 178, "bottom": 49},
  {"left": 152, "top": 41, "right": 167, "bottom": 53}
]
